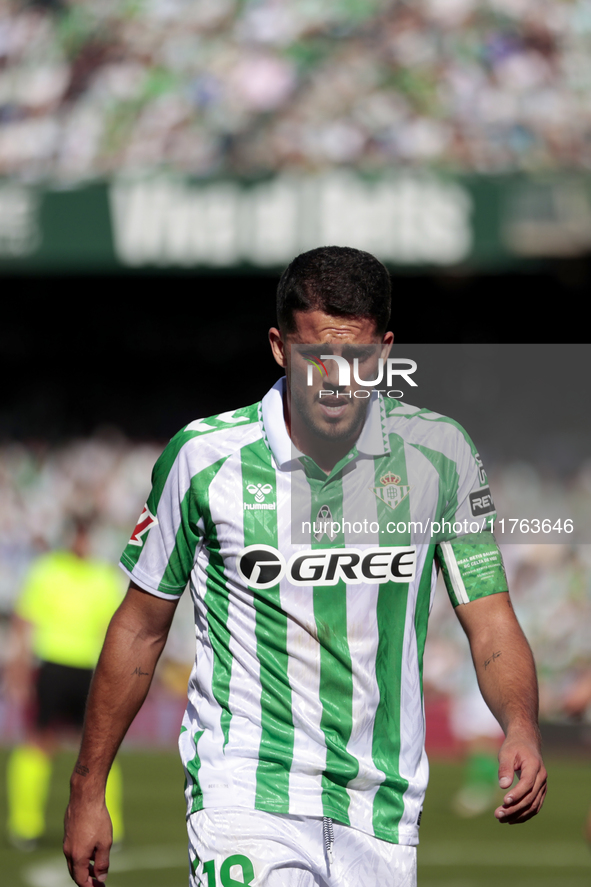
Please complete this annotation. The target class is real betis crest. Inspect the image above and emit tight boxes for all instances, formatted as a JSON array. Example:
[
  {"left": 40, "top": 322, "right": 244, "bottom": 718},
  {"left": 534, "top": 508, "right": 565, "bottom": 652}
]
[{"left": 370, "top": 472, "right": 411, "bottom": 511}]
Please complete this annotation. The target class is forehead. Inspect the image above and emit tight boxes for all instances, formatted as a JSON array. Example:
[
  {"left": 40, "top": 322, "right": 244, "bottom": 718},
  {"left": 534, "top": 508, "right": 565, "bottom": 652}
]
[{"left": 288, "top": 310, "right": 379, "bottom": 344}]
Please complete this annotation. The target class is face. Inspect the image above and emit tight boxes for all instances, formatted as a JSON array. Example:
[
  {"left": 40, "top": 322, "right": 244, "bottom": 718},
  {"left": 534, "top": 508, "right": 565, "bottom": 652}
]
[
  {"left": 269, "top": 310, "right": 393, "bottom": 446},
  {"left": 71, "top": 525, "right": 91, "bottom": 559}
]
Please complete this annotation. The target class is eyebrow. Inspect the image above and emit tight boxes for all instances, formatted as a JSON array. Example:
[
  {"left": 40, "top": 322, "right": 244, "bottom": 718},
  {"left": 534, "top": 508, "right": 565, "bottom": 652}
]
[
  {"left": 296, "top": 345, "right": 377, "bottom": 359},
  {"left": 342, "top": 345, "right": 377, "bottom": 360},
  {"left": 297, "top": 345, "right": 334, "bottom": 356}
]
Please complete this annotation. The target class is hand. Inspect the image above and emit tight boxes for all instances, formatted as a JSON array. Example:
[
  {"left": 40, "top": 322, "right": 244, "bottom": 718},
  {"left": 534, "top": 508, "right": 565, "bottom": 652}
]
[
  {"left": 494, "top": 734, "right": 547, "bottom": 824},
  {"left": 63, "top": 794, "right": 112, "bottom": 887}
]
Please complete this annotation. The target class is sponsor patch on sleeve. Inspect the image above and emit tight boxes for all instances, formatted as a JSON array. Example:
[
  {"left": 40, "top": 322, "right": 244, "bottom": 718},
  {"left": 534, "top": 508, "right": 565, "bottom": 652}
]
[
  {"left": 469, "top": 486, "right": 495, "bottom": 516},
  {"left": 128, "top": 504, "right": 158, "bottom": 546}
]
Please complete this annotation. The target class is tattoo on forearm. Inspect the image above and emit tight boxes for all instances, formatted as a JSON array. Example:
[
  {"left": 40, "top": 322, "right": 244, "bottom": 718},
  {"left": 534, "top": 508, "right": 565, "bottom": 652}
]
[
  {"left": 131, "top": 666, "right": 150, "bottom": 676},
  {"left": 484, "top": 651, "right": 502, "bottom": 669},
  {"left": 75, "top": 764, "right": 90, "bottom": 777}
]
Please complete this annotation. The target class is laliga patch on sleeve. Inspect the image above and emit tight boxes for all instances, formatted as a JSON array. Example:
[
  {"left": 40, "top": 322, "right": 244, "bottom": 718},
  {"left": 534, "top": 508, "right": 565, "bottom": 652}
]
[{"left": 469, "top": 487, "right": 495, "bottom": 516}]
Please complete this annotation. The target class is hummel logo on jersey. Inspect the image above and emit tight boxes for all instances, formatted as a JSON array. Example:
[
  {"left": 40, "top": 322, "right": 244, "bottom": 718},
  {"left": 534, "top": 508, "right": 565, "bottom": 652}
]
[
  {"left": 247, "top": 483, "right": 272, "bottom": 503},
  {"left": 370, "top": 472, "right": 411, "bottom": 512},
  {"left": 237, "top": 544, "right": 416, "bottom": 589},
  {"left": 244, "top": 483, "right": 276, "bottom": 511},
  {"left": 314, "top": 505, "right": 338, "bottom": 542},
  {"left": 129, "top": 505, "right": 158, "bottom": 547}
]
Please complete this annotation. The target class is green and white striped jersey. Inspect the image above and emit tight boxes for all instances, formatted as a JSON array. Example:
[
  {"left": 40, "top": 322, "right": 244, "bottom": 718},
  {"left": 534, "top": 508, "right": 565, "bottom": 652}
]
[{"left": 120, "top": 379, "right": 507, "bottom": 846}]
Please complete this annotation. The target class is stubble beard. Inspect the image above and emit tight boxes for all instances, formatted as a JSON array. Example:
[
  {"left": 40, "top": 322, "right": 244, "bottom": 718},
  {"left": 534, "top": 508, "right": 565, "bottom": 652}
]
[{"left": 290, "top": 384, "right": 369, "bottom": 444}]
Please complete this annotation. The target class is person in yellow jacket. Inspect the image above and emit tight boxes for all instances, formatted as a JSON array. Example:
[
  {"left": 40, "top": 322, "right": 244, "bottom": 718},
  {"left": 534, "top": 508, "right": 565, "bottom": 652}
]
[{"left": 5, "top": 517, "right": 125, "bottom": 850}]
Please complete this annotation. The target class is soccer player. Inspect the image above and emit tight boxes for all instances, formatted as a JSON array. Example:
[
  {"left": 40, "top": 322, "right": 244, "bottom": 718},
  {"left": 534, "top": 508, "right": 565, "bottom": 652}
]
[{"left": 63, "top": 247, "right": 546, "bottom": 887}]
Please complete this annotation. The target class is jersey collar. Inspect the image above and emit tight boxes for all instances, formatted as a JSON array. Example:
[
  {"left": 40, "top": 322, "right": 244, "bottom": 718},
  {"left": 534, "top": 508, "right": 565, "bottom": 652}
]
[
  {"left": 357, "top": 391, "right": 390, "bottom": 457},
  {"left": 261, "top": 378, "right": 390, "bottom": 470}
]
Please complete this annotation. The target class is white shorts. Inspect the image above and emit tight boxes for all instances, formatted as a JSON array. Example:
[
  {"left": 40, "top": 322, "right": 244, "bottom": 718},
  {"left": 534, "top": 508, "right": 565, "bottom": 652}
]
[{"left": 187, "top": 807, "right": 417, "bottom": 887}]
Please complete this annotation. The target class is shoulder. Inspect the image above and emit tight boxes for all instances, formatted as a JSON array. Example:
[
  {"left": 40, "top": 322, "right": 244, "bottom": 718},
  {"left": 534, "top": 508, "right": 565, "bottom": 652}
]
[
  {"left": 17, "top": 551, "right": 71, "bottom": 612},
  {"left": 382, "top": 398, "right": 477, "bottom": 452},
  {"left": 152, "top": 401, "right": 263, "bottom": 483},
  {"left": 22, "top": 550, "right": 69, "bottom": 583},
  {"left": 181, "top": 402, "right": 262, "bottom": 438}
]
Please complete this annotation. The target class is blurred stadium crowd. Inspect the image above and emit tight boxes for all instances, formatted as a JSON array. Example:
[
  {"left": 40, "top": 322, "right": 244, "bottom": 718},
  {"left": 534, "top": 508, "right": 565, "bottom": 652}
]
[
  {"left": 0, "top": 435, "right": 161, "bottom": 605},
  {"left": 0, "top": 434, "right": 589, "bottom": 738},
  {"left": 2, "top": 0, "right": 591, "bottom": 180}
]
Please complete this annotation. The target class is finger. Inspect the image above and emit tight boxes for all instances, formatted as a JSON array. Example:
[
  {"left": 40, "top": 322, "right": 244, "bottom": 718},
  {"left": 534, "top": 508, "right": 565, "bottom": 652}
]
[
  {"left": 496, "top": 781, "right": 547, "bottom": 824},
  {"left": 64, "top": 853, "right": 76, "bottom": 883},
  {"left": 497, "top": 751, "right": 518, "bottom": 790},
  {"left": 496, "top": 789, "right": 542, "bottom": 822},
  {"left": 498, "top": 763, "right": 544, "bottom": 812},
  {"left": 502, "top": 767, "right": 533, "bottom": 805},
  {"left": 70, "top": 853, "right": 96, "bottom": 887},
  {"left": 499, "top": 752, "right": 541, "bottom": 804},
  {"left": 91, "top": 844, "right": 111, "bottom": 884},
  {"left": 63, "top": 843, "right": 72, "bottom": 877},
  {"left": 495, "top": 768, "right": 547, "bottom": 823},
  {"left": 506, "top": 754, "right": 547, "bottom": 806}
]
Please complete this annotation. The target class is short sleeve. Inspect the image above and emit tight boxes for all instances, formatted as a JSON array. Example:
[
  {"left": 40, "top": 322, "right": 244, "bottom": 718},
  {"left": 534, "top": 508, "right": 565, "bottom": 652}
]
[
  {"left": 119, "top": 435, "right": 202, "bottom": 600},
  {"left": 437, "top": 531, "right": 508, "bottom": 606},
  {"left": 434, "top": 425, "right": 508, "bottom": 606}
]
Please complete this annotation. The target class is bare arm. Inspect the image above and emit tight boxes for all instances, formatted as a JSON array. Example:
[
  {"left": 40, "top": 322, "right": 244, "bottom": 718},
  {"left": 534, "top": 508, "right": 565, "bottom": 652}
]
[
  {"left": 455, "top": 592, "right": 547, "bottom": 824},
  {"left": 64, "top": 582, "right": 179, "bottom": 886}
]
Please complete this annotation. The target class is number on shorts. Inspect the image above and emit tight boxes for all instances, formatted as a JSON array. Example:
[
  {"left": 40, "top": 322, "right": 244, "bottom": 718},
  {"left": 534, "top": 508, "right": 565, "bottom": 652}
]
[
  {"left": 201, "top": 855, "right": 254, "bottom": 887},
  {"left": 203, "top": 860, "right": 216, "bottom": 887}
]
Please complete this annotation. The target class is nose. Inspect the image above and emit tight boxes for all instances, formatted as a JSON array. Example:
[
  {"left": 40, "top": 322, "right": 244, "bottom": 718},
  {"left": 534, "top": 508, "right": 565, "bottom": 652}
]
[
  {"left": 322, "top": 354, "right": 350, "bottom": 389},
  {"left": 325, "top": 361, "right": 340, "bottom": 389}
]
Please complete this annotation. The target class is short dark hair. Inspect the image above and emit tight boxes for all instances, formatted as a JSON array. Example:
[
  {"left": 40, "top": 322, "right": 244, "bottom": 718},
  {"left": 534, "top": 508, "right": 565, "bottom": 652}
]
[{"left": 276, "top": 246, "right": 391, "bottom": 336}]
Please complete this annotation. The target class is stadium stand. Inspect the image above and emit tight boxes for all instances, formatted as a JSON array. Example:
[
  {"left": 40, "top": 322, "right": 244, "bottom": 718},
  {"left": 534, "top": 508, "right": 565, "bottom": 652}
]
[{"left": 1, "top": 0, "right": 591, "bottom": 180}]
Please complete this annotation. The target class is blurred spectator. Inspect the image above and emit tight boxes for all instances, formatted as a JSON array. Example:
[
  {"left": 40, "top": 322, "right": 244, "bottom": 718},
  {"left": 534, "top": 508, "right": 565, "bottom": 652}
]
[
  {"left": 562, "top": 668, "right": 591, "bottom": 844},
  {"left": 1, "top": 0, "right": 591, "bottom": 180},
  {"left": 449, "top": 677, "right": 504, "bottom": 818},
  {"left": 0, "top": 434, "right": 161, "bottom": 613},
  {"left": 563, "top": 668, "right": 591, "bottom": 722},
  {"left": 3, "top": 515, "right": 125, "bottom": 850}
]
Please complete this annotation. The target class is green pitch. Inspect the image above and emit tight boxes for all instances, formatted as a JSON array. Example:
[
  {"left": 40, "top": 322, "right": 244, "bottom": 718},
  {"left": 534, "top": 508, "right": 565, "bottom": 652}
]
[{"left": 0, "top": 749, "right": 589, "bottom": 886}]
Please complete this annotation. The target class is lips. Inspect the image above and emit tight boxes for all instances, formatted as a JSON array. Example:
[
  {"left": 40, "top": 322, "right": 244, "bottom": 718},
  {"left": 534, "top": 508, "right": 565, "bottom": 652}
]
[{"left": 316, "top": 394, "right": 350, "bottom": 420}]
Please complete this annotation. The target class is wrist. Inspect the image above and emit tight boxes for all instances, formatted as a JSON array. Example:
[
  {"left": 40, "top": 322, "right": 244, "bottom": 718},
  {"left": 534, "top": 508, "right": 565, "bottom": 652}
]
[
  {"left": 504, "top": 720, "right": 542, "bottom": 748},
  {"left": 69, "top": 763, "right": 108, "bottom": 800}
]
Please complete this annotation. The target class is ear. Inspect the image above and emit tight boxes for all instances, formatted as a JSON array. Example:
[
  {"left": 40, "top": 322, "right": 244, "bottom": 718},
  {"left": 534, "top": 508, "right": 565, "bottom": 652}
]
[
  {"left": 380, "top": 330, "right": 394, "bottom": 357},
  {"left": 269, "top": 327, "right": 287, "bottom": 368}
]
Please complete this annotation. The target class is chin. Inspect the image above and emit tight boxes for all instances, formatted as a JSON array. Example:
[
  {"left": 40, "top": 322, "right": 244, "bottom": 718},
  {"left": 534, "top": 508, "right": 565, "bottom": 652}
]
[{"left": 312, "top": 418, "right": 361, "bottom": 442}]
